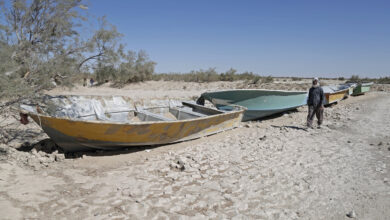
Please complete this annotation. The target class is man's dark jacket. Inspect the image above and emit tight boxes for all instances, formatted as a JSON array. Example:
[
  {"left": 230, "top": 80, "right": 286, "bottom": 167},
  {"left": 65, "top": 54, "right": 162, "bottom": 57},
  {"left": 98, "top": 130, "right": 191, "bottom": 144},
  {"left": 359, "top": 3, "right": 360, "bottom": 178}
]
[{"left": 307, "top": 86, "right": 325, "bottom": 107}]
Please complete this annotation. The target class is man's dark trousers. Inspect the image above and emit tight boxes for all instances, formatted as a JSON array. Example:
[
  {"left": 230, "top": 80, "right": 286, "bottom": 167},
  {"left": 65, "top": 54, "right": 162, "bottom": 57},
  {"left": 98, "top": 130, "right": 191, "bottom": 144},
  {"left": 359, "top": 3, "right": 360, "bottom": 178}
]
[{"left": 307, "top": 105, "right": 323, "bottom": 127}]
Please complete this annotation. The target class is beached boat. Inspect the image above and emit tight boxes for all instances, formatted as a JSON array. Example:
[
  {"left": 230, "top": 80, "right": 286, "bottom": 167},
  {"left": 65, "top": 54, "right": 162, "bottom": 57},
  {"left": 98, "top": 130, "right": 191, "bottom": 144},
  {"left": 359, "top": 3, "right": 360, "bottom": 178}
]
[
  {"left": 199, "top": 89, "right": 308, "bottom": 121},
  {"left": 344, "top": 83, "right": 357, "bottom": 95},
  {"left": 352, "top": 82, "right": 373, "bottom": 96},
  {"left": 20, "top": 96, "right": 244, "bottom": 152},
  {"left": 322, "top": 85, "right": 349, "bottom": 105}
]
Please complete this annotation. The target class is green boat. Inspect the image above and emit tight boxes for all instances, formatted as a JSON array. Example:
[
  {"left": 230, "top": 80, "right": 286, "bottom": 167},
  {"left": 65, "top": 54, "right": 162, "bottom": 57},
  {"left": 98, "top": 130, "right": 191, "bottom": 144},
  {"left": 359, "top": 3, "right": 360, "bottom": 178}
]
[
  {"left": 199, "top": 89, "right": 308, "bottom": 121},
  {"left": 352, "top": 82, "right": 373, "bottom": 96}
]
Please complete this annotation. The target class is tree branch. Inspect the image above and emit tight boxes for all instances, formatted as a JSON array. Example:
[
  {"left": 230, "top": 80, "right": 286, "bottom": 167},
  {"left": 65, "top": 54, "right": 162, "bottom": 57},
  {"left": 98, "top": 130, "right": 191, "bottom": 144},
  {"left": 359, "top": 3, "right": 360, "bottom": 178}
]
[{"left": 78, "top": 53, "right": 103, "bottom": 70}]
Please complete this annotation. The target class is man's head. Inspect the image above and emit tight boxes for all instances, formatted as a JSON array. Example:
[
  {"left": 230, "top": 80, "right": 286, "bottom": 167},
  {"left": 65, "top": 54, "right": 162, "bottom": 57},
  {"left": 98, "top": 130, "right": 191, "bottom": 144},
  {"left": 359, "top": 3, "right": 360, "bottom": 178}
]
[{"left": 313, "top": 77, "right": 319, "bottom": 85}]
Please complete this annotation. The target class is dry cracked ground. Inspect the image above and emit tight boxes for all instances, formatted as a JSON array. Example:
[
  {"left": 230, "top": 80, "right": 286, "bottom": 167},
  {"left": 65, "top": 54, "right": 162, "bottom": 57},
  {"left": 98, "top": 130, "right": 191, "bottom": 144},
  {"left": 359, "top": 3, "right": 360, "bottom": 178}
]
[{"left": 0, "top": 90, "right": 389, "bottom": 219}]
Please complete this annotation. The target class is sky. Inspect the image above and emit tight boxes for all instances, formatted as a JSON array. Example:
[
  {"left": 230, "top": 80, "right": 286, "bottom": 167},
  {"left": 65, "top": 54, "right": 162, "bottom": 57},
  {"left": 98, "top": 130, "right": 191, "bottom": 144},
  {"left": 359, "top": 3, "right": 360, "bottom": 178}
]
[{"left": 85, "top": 0, "right": 389, "bottom": 78}]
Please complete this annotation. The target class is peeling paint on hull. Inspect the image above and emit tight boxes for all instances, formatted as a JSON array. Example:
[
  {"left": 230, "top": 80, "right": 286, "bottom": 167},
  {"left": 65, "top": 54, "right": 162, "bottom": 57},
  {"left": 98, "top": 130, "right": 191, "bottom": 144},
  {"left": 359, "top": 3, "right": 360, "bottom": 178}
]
[{"left": 324, "top": 89, "right": 349, "bottom": 105}]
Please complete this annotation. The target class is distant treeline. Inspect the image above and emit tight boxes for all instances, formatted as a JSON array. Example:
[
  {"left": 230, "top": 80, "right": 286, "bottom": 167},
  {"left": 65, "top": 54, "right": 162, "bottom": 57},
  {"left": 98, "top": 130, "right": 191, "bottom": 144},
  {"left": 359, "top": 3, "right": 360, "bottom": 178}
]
[
  {"left": 86, "top": 69, "right": 389, "bottom": 85},
  {"left": 150, "top": 72, "right": 389, "bottom": 84},
  {"left": 150, "top": 68, "right": 273, "bottom": 84},
  {"left": 345, "top": 75, "right": 390, "bottom": 84},
  {"left": 281, "top": 75, "right": 390, "bottom": 84}
]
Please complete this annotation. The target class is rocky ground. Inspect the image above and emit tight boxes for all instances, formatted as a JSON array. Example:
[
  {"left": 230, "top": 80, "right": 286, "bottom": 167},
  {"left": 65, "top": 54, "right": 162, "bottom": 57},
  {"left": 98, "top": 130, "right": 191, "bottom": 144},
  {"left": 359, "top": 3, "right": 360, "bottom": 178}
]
[{"left": 0, "top": 81, "right": 389, "bottom": 219}]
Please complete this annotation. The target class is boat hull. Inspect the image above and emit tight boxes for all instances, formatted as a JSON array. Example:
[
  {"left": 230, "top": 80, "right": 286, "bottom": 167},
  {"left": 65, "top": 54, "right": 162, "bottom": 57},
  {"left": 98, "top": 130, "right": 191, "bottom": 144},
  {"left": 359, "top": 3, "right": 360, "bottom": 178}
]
[
  {"left": 324, "top": 89, "right": 349, "bottom": 105},
  {"left": 352, "top": 84, "right": 372, "bottom": 96},
  {"left": 201, "top": 90, "right": 308, "bottom": 121},
  {"left": 241, "top": 107, "right": 303, "bottom": 121},
  {"left": 28, "top": 109, "right": 243, "bottom": 152}
]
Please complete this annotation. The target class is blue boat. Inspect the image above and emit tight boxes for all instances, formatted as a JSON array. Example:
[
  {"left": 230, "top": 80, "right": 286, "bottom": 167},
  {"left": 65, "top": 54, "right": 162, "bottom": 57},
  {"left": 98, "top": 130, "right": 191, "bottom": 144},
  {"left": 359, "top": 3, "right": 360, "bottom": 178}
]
[{"left": 199, "top": 89, "right": 308, "bottom": 121}]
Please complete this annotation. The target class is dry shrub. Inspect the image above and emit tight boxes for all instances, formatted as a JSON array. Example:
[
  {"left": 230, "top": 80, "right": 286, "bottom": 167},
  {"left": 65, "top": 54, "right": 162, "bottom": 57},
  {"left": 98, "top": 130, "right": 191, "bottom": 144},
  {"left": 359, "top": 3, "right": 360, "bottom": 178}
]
[{"left": 152, "top": 69, "right": 267, "bottom": 83}]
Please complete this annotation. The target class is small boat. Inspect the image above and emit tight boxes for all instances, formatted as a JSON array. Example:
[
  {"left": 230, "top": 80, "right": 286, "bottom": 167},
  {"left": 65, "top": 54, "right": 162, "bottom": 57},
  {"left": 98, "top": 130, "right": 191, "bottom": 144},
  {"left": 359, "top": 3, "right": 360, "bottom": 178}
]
[
  {"left": 352, "top": 82, "right": 373, "bottom": 96},
  {"left": 20, "top": 95, "right": 244, "bottom": 152},
  {"left": 322, "top": 85, "right": 349, "bottom": 105},
  {"left": 198, "top": 89, "right": 308, "bottom": 121}
]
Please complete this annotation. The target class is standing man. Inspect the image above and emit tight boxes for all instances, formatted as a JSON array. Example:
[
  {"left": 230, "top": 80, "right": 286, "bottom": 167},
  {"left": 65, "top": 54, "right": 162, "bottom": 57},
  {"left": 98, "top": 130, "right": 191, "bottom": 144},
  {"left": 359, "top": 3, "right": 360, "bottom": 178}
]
[{"left": 307, "top": 77, "right": 325, "bottom": 128}]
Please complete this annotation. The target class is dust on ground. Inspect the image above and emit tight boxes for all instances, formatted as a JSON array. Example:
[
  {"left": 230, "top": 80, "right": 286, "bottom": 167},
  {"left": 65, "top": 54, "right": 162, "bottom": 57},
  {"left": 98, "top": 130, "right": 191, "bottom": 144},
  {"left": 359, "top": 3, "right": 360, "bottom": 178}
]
[{"left": 0, "top": 80, "right": 389, "bottom": 219}]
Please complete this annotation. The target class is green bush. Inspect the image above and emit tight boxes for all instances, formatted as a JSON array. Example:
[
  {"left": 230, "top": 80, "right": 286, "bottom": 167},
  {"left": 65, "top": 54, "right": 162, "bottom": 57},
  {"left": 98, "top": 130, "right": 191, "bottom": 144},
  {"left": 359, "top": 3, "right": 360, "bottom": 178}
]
[
  {"left": 349, "top": 75, "right": 360, "bottom": 82},
  {"left": 251, "top": 76, "right": 262, "bottom": 84},
  {"left": 94, "top": 50, "right": 156, "bottom": 86},
  {"left": 96, "top": 65, "right": 116, "bottom": 84},
  {"left": 262, "top": 76, "right": 274, "bottom": 83},
  {"left": 220, "top": 68, "right": 237, "bottom": 81}
]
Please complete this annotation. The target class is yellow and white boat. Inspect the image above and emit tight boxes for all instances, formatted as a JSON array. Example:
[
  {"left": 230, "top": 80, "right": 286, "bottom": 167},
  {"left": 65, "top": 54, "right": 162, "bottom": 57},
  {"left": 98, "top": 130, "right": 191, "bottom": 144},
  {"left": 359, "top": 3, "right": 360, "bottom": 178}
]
[
  {"left": 21, "top": 96, "right": 244, "bottom": 152},
  {"left": 322, "top": 85, "right": 349, "bottom": 105}
]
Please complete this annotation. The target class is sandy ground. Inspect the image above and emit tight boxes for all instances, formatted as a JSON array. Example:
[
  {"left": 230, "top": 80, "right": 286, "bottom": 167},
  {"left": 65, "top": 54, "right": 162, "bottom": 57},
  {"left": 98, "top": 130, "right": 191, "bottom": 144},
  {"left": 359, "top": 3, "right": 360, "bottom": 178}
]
[
  {"left": 0, "top": 81, "right": 389, "bottom": 219},
  {"left": 47, "top": 79, "right": 390, "bottom": 99}
]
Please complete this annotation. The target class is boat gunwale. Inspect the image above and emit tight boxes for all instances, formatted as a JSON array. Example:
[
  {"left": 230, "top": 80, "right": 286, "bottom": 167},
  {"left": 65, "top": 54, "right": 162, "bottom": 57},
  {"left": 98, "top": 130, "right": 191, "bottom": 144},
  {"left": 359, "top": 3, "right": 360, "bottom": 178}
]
[
  {"left": 360, "top": 82, "right": 374, "bottom": 86},
  {"left": 202, "top": 88, "right": 308, "bottom": 94},
  {"left": 25, "top": 106, "right": 246, "bottom": 126},
  {"left": 322, "top": 87, "right": 349, "bottom": 95},
  {"left": 216, "top": 102, "right": 307, "bottom": 111}
]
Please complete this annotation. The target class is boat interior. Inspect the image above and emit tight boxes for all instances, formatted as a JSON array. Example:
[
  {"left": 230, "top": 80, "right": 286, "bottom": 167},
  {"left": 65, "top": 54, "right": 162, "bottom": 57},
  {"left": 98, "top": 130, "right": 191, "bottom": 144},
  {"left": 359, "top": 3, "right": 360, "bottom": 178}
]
[
  {"left": 322, "top": 85, "right": 350, "bottom": 93},
  {"left": 20, "top": 96, "right": 227, "bottom": 123},
  {"left": 134, "top": 102, "right": 223, "bottom": 122}
]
